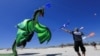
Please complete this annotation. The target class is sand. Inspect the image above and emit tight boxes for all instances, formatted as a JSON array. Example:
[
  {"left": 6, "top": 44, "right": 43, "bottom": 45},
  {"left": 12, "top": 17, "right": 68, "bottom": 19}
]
[{"left": 0, "top": 45, "right": 100, "bottom": 56}]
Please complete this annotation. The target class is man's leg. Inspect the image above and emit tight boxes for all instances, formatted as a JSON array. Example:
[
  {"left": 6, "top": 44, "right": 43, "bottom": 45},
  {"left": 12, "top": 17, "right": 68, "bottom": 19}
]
[
  {"left": 80, "top": 41, "right": 86, "bottom": 56},
  {"left": 77, "top": 52, "right": 81, "bottom": 56},
  {"left": 74, "top": 42, "right": 81, "bottom": 56}
]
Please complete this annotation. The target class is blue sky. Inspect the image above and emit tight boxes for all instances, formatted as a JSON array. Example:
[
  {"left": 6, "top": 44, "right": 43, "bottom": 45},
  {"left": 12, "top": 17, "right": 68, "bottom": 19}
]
[{"left": 0, "top": 0, "right": 100, "bottom": 48}]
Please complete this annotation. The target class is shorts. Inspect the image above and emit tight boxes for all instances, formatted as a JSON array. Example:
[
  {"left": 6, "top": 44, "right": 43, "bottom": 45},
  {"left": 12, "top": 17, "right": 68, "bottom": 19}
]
[{"left": 74, "top": 41, "right": 86, "bottom": 53}]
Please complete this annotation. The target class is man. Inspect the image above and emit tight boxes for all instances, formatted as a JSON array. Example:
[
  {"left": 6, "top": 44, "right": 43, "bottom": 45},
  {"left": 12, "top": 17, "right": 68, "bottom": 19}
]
[{"left": 61, "top": 27, "right": 86, "bottom": 56}]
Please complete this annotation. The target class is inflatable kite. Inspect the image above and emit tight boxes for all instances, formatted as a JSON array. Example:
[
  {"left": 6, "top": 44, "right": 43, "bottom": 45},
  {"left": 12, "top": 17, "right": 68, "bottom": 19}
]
[{"left": 12, "top": 8, "right": 51, "bottom": 56}]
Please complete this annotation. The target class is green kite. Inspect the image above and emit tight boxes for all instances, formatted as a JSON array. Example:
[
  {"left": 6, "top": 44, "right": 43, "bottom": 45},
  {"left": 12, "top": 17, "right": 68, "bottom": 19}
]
[{"left": 12, "top": 8, "right": 51, "bottom": 56}]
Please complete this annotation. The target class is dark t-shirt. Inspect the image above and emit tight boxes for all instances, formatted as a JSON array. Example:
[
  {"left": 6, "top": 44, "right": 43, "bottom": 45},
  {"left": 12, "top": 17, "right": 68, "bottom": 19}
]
[{"left": 71, "top": 31, "right": 84, "bottom": 41}]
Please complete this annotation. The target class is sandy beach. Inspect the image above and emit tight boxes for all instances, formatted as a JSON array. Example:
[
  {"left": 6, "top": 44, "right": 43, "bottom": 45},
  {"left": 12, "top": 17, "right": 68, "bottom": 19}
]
[{"left": 0, "top": 45, "right": 100, "bottom": 56}]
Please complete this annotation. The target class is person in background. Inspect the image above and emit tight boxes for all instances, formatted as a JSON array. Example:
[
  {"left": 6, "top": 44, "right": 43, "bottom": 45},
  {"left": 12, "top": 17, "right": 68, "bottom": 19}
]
[{"left": 91, "top": 41, "right": 97, "bottom": 50}]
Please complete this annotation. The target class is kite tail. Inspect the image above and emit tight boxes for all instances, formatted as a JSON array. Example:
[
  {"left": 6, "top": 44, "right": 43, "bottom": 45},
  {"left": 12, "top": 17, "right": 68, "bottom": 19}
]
[{"left": 12, "top": 40, "right": 18, "bottom": 56}]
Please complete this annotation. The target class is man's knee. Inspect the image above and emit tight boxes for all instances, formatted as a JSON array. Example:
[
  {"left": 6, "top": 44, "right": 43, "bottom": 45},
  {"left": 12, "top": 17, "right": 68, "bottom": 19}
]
[
  {"left": 81, "top": 46, "right": 86, "bottom": 53},
  {"left": 74, "top": 46, "right": 79, "bottom": 52}
]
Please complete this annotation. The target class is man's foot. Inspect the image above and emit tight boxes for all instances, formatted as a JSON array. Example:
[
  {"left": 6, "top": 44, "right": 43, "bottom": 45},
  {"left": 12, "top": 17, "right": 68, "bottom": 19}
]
[
  {"left": 77, "top": 52, "right": 81, "bottom": 56},
  {"left": 82, "top": 52, "right": 85, "bottom": 56}
]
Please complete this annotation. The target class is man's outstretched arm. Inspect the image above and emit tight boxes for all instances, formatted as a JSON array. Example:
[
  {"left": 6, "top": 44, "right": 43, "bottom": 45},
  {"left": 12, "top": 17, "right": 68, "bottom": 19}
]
[{"left": 61, "top": 28, "right": 71, "bottom": 34}]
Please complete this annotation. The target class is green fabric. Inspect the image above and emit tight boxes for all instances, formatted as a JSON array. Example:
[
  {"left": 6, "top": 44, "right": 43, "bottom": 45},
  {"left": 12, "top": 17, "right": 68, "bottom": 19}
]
[
  {"left": 16, "top": 19, "right": 51, "bottom": 45},
  {"left": 16, "top": 19, "right": 32, "bottom": 45},
  {"left": 34, "top": 22, "right": 51, "bottom": 44},
  {"left": 17, "top": 19, "right": 30, "bottom": 30},
  {"left": 12, "top": 18, "right": 51, "bottom": 56}
]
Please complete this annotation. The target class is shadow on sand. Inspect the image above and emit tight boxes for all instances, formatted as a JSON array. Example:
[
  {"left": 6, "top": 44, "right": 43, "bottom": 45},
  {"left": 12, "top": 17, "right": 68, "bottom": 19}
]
[
  {"left": 46, "top": 53, "right": 62, "bottom": 56},
  {"left": 96, "top": 49, "right": 100, "bottom": 50},
  {"left": 0, "top": 53, "right": 13, "bottom": 56},
  {"left": 19, "top": 53, "right": 39, "bottom": 55}
]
